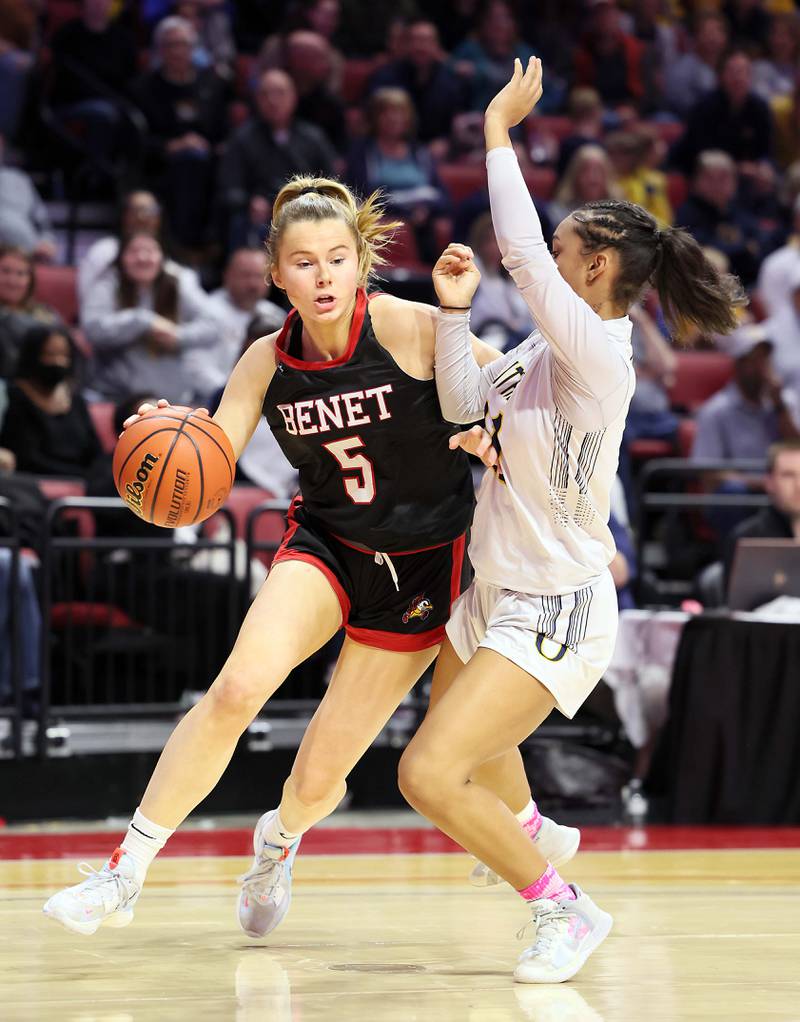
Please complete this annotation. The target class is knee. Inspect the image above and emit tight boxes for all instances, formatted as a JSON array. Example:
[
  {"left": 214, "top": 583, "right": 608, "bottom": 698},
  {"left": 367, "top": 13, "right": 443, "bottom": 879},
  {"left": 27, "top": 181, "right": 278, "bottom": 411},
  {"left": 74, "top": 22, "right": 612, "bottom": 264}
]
[
  {"left": 206, "top": 667, "right": 269, "bottom": 726},
  {"left": 398, "top": 746, "right": 444, "bottom": 813}
]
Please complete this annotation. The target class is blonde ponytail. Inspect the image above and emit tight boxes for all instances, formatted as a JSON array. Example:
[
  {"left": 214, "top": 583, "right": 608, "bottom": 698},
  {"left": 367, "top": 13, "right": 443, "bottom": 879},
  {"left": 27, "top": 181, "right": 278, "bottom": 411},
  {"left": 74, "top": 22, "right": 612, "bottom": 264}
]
[{"left": 267, "top": 175, "right": 402, "bottom": 285}]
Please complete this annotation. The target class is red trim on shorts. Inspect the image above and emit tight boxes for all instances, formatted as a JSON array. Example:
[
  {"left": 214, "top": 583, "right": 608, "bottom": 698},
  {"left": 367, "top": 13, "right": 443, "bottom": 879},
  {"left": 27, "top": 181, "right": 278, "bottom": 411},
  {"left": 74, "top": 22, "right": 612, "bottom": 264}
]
[
  {"left": 273, "top": 494, "right": 303, "bottom": 559},
  {"left": 449, "top": 533, "right": 466, "bottom": 607},
  {"left": 272, "top": 550, "right": 351, "bottom": 624},
  {"left": 274, "top": 288, "right": 367, "bottom": 371},
  {"left": 346, "top": 623, "right": 446, "bottom": 651}
]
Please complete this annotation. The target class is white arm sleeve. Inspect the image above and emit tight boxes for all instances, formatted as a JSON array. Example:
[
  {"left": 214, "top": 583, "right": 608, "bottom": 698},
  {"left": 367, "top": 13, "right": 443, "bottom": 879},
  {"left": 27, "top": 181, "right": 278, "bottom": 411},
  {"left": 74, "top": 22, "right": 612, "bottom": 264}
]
[
  {"left": 486, "top": 147, "right": 632, "bottom": 428},
  {"left": 434, "top": 309, "right": 525, "bottom": 424}
]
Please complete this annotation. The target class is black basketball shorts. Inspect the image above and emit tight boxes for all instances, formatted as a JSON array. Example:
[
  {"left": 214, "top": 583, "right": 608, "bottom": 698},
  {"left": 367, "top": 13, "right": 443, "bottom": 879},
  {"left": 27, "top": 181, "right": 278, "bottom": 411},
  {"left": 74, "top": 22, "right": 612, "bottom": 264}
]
[{"left": 272, "top": 496, "right": 471, "bottom": 651}]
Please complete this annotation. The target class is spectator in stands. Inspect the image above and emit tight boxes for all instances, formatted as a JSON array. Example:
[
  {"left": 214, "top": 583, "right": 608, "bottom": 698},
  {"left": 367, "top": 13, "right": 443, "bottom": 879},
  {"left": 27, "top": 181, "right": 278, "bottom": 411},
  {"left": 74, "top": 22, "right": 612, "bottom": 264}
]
[
  {"left": 48, "top": 0, "right": 139, "bottom": 166},
  {"left": 692, "top": 324, "right": 800, "bottom": 463},
  {"left": 765, "top": 263, "right": 800, "bottom": 402},
  {"left": 132, "top": 15, "right": 229, "bottom": 251},
  {"left": 606, "top": 128, "right": 673, "bottom": 225},
  {"left": 257, "top": 0, "right": 344, "bottom": 93},
  {"left": 573, "top": 0, "right": 646, "bottom": 110},
  {"left": 723, "top": 0, "right": 770, "bottom": 52},
  {"left": 757, "top": 195, "right": 800, "bottom": 317},
  {"left": 283, "top": 31, "right": 347, "bottom": 152},
  {"left": 0, "top": 0, "right": 37, "bottom": 141},
  {"left": 556, "top": 87, "right": 605, "bottom": 177},
  {"left": 724, "top": 439, "right": 800, "bottom": 587},
  {"left": 81, "top": 233, "right": 216, "bottom": 403},
  {"left": 0, "top": 246, "right": 63, "bottom": 371},
  {"left": 218, "top": 68, "right": 337, "bottom": 250},
  {"left": 0, "top": 135, "right": 57, "bottom": 260},
  {"left": 368, "top": 19, "right": 465, "bottom": 146},
  {"left": 174, "top": 0, "right": 237, "bottom": 79},
  {"left": 772, "top": 86, "right": 800, "bottom": 171},
  {"left": 78, "top": 190, "right": 197, "bottom": 307},
  {"left": 0, "top": 324, "right": 102, "bottom": 478},
  {"left": 663, "top": 13, "right": 728, "bottom": 117},
  {"left": 548, "top": 144, "right": 621, "bottom": 224},
  {"left": 752, "top": 13, "right": 799, "bottom": 103},
  {"left": 675, "top": 150, "right": 764, "bottom": 287},
  {"left": 467, "top": 211, "right": 531, "bottom": 350},
  {"left": 185, "top": 248, "right": 285, "bottom": 404},
  {"left": 628, "top": 0, "right": 679, "bottom": 70},
  {"left": 619, "top": 301, "right": 679, "bottom": 502},
  {"left": 346, "top": 87, "right": 450, "bottom": 262},
  {"left": 673, "top": 51, "right": 773, "bottom": 173},
  {"left": 451, "top": 0, "right": 536, "bottom": 112}
]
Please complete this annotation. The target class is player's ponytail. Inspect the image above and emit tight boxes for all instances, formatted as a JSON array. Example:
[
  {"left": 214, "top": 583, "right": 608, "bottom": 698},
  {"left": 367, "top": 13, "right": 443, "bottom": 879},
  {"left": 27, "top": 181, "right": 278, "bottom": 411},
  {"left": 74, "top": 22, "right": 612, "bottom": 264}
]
[
  {"left": 268, "top": 176, "right": 402, "bottom": 285},
  {"left": 571, "top": 199, "right": 746, "bottom": 338}
]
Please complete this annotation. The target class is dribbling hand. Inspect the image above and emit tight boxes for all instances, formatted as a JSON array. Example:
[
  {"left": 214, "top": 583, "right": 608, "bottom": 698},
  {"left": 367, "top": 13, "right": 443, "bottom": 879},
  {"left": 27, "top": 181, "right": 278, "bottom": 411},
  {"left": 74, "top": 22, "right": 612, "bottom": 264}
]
[
  {"left": 432, "top": 243, "right": 481, "bottom": 309},
  {"left": 121, "top": 399, "right": 208, "bottom": 432},
  {"left": 449, "top": 424, "right": 497, "bottom": 469}
]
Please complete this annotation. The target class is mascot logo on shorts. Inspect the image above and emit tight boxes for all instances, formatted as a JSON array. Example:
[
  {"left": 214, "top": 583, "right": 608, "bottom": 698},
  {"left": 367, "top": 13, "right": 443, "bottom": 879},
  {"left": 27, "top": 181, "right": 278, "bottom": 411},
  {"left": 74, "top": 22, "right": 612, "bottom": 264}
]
[{"left": 403, "top": 594, "right": 433, "bottom": 624}]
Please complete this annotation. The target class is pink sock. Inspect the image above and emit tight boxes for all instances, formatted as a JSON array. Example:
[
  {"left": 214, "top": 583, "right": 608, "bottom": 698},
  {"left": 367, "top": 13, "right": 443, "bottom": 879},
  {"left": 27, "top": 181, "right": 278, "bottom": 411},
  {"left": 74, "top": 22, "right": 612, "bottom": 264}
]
[
  {"left": 517, "top": 798, "right": 542, "bottom": 839},
  {"left": 518, "top": 863, "right": 576, "bottom": 903}
]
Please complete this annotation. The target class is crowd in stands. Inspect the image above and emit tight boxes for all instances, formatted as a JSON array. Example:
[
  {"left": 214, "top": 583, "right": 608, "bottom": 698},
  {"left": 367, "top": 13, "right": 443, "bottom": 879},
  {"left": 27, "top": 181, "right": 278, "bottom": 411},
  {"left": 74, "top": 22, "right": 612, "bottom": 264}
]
[{"left": 1, "top": 0, "right": 800, "bottom": 648}]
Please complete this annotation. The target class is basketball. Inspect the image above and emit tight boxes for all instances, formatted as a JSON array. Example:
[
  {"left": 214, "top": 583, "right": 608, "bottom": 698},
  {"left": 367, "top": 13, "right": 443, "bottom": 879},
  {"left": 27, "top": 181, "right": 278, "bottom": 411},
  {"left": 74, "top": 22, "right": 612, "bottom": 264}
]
[{"left": 112, "top": 407, "right": 235, "bottom": 528}]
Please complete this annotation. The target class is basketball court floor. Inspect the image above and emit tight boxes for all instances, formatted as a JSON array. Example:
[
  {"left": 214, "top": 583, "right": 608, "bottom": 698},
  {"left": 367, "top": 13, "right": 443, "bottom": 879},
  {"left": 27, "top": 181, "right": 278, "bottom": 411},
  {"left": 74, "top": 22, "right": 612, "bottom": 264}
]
[{"left": 1, "top": 813, "right": 798, "bottom": 1021}]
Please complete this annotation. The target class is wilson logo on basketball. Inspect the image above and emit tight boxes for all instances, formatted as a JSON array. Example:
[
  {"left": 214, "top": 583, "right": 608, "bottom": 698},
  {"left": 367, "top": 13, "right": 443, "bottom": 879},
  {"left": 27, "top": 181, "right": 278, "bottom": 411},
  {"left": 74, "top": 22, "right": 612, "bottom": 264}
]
[
  {"left": 124, "top": 452, "right": 160, "bottom": 515},
  {"left": 402, "top": 594, "right": 433, "bottom": 624}
]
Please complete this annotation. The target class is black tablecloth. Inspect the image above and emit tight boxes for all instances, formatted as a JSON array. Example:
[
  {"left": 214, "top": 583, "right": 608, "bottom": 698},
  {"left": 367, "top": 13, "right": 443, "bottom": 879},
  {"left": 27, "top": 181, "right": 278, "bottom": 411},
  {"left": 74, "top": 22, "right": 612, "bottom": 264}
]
[{"left": 650, "top": 614, "right": 800, "bottom": 823}]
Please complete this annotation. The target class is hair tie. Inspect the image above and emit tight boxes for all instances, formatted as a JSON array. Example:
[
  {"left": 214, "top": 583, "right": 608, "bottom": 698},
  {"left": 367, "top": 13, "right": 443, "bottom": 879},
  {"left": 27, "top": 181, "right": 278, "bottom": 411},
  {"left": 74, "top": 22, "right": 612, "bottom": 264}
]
[{"left": 298, "top": 186, "right": 320, "bottom": 196}]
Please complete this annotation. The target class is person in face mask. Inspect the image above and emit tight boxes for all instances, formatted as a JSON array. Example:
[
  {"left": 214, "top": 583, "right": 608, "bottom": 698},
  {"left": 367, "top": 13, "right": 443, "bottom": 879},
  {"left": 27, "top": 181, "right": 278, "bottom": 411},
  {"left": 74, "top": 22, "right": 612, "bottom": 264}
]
[{"left": 0, "top": 324, "right": 102, "bottom": 478}]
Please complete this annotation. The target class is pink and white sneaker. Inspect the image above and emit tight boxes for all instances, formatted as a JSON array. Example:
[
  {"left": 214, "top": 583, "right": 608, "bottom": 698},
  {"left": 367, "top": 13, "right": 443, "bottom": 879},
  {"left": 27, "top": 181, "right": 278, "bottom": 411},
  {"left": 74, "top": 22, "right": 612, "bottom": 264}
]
[
  {"left": 514, "top": 885, "right": 613, "bottom": 983},
  {"left": 43, "top": 848, "right": 140, "bottom": 936},
  {"left": 469, "top": 815, "right": 581, "bottom": 887}
]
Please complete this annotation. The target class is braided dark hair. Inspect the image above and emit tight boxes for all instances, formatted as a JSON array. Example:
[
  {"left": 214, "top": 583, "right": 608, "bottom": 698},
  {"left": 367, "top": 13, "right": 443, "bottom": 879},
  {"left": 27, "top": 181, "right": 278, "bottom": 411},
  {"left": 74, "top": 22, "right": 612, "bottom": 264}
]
[{"left": 571, "top": 200, "right": 745, "bottom": 336}]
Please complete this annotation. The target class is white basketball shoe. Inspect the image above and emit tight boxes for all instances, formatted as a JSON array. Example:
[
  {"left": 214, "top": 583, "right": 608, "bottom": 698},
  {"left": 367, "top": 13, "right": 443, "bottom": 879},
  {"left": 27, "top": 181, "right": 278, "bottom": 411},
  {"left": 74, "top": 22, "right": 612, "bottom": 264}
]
[
  {"left": 469, "top": 815, "right": 581, "bottom": 886},
  {"left": 514, "top": 885, "right": 613, "bottom": 984},
  {"left": 43, "top": 847, "right": 141, "bottom": 935},
  {"left": 238, "top": 810, "right": 301, "bottom": 938}
]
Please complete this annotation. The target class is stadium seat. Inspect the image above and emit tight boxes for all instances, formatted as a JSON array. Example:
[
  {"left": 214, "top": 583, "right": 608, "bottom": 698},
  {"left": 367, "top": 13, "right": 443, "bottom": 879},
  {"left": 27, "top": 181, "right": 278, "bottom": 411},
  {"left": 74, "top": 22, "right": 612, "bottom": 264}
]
[
  {"left": 341, "top": 58, "right": 381, "bottom": 105},
  {"left": 629, "top": 438, "right": 674, "bottom": 461},
  {"left": 88, "top": 402, "right": 117, "bottom": 454},
  {"left": 522, "top": 166, "right": 557, "bottom": 200},
  {"left": 677, "top": 417, "right": 698, "bottom": 457},
  {"left": 528, "top": 116, "right": 574, "bottom": 141},
  {"left": 666, "top": 172, "right": 689, "bottom": 211},
  {"left": 34, "top": 265, "right": 79, "bottom": 325},
  {"left": 668, "top": 351, "right": 734, "bottom": 411},
  {"left": 208, "top": 484, "right": 286, "bottom": 568},
  {"left": 385, "top": 222, "right": 428, "bottom": 271},
  {"left": 438, "top": 163, "right": 487, "bottom": 203}
]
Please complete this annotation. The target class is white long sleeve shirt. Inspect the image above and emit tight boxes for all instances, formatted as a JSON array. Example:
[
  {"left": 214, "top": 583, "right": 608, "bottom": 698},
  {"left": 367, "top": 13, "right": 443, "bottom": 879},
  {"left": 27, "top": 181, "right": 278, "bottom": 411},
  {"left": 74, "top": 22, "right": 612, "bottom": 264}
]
[{"left": 436, "top": 146, "right": 635, "bottom": 595}]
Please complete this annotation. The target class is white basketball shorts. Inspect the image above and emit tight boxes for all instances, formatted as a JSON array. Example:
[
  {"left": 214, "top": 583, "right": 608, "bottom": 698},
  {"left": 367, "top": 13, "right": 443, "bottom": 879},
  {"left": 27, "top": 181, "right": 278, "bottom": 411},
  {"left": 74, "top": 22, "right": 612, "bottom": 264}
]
[{"left": 445, "top": 571, "right": 618, "bottom": 718}]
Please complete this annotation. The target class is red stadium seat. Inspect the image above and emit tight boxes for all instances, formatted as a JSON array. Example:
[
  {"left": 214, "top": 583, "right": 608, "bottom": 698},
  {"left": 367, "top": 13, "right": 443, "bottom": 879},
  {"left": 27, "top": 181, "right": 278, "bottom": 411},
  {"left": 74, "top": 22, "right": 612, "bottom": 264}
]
[
  {"left": 438, "top": 163, "right": 487, "bottom": 203},
  {"left": 522, "top": 166, "right": 557, "bottom": 200},
  {"left": 666, "top": 172, "right": 688, "bottom": 212},
  {"left": 528, "top": 116, "right": 574, "bottom": 142},
  {"left": 385, "top": 222, "right": 427, "bottom": 270},
  {"left": 341, "top": 58, "right": 380, "bottom": 105},
  {"left": 629, "top": 438, "right": 674, "bottom": 461},
  {"left": 88, "top": 402, "right": 117, "bottom": 454},
  {"left": 677, "top": 417, "right": 698, "bottom": 457},
  {"left": 207, "top": 484, "right": 287, "bottom": 567},
  {"left": 34, "top": 265, "right": 78, "bottom": 324},
  {"left": 668, "top": 351, "right": 734, "bottom": 411}
]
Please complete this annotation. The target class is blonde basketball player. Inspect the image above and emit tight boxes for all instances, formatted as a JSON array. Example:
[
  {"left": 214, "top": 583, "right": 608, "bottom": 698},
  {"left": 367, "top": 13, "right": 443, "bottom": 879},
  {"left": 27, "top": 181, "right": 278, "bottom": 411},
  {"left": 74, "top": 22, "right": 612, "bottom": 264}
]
[{"left": 398, "top": 58, "right": 744, "bottom": 983}]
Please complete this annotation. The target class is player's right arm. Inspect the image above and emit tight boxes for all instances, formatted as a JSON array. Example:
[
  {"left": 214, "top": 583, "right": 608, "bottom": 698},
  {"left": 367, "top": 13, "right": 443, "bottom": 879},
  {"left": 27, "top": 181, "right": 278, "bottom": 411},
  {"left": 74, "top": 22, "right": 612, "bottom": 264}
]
[
  {"left": 123, "top": 333, "right": 279, "bottom": 462},
  {"left": 212, "top": 332, "right": 278, "bottom": 460}
]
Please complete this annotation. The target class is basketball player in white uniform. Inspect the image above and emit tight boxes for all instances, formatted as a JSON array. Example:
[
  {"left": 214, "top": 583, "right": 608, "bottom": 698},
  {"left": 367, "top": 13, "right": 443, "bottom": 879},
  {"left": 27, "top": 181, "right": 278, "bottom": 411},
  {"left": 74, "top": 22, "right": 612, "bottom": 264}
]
[{"left": 398, "top": 58, "right": 745, "bottom": 983}]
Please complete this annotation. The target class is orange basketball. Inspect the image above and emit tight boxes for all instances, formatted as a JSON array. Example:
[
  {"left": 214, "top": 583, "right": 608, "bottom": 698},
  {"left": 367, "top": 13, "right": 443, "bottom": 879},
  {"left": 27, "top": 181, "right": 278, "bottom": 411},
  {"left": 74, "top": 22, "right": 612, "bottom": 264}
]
[{"left": 113, "top": 407, "right": 235, "bottom": 528}]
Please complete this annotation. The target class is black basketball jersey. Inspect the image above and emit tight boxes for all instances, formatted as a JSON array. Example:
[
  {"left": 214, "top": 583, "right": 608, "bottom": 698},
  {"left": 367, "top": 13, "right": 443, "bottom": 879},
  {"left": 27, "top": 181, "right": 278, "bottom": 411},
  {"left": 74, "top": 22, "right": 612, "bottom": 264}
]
[{"left": 263, "top": 289, "right": 474, "bottom": 553}]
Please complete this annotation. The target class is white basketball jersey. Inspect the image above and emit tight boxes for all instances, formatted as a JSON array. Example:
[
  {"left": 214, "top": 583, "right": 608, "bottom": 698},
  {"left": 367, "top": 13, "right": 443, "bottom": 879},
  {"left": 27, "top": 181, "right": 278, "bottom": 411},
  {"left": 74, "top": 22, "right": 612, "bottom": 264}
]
[{"left": 469, "top": 321, "right": 635, "bottom": 596}]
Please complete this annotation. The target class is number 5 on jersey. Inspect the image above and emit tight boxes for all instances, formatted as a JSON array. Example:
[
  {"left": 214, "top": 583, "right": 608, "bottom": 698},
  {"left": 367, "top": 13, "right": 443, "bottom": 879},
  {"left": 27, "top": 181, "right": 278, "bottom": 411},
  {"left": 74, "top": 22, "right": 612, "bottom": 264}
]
[{"left": 323, "top": 436, "right": 376, "bottom": 504}]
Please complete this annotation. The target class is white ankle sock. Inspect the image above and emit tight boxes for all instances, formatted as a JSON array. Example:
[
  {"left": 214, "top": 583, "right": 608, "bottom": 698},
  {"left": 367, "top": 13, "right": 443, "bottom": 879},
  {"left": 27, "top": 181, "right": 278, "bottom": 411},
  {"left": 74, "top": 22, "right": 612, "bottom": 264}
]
[
  {"left": 260, "top": 809, "right": 300, "bottom": 849},
  {"left": 514, "top": 797, "right": 535, "bottom": 824},
  {"left": 120, "top": 808, "right": 174, "bottom": 885}
]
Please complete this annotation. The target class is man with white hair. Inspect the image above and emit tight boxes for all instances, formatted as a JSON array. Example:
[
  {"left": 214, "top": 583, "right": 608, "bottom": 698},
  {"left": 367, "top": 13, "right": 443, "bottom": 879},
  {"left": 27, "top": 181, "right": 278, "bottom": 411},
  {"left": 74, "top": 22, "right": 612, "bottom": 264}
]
[
  {"left": 757, "top": 195, "right": 800, "bottom": 317},
  {"left": 131, "top": 15, "right": 229, "bottom": 249}
]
